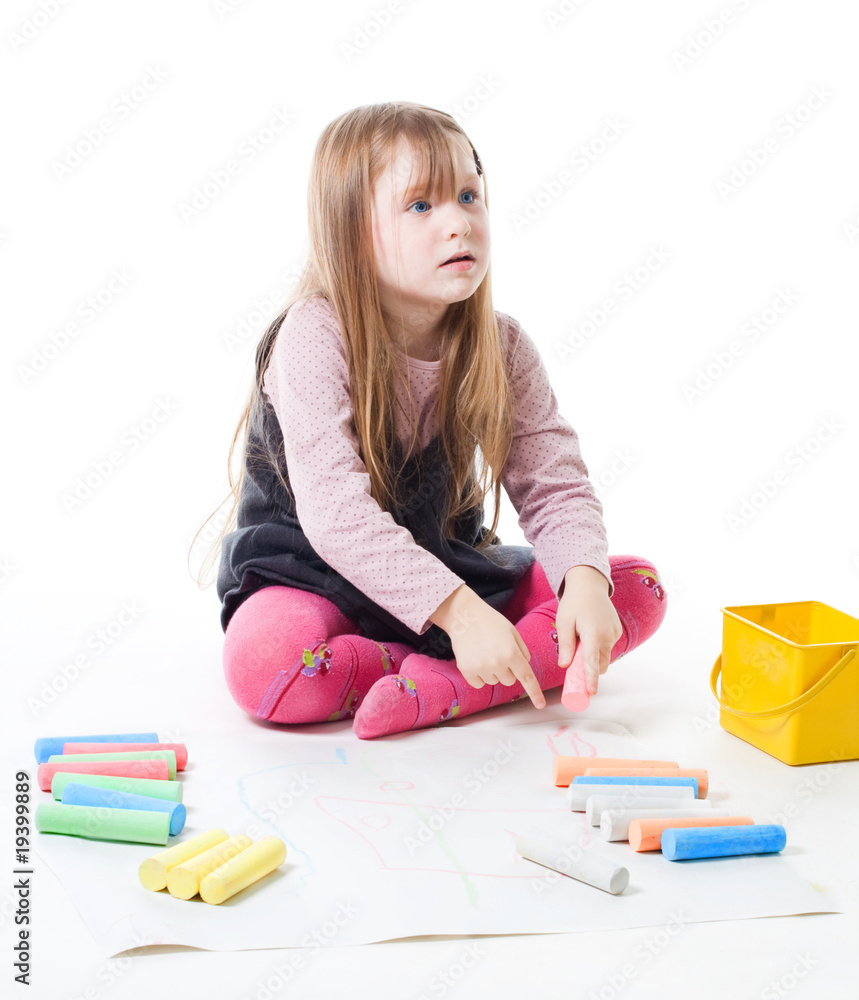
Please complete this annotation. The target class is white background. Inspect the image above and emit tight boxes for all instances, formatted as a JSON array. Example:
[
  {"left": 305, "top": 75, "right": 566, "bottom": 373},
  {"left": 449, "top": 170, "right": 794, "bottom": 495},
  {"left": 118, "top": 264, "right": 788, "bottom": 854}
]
[{"left": 2, "top": 1, "right": 858, "bottom": 998}]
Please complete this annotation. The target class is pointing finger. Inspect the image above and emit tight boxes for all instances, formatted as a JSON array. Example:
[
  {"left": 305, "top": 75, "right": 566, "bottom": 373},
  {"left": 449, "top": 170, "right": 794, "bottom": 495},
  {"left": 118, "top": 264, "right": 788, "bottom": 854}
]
[{"left": 512, "top": 658, "right": 546, "bottom": 710}]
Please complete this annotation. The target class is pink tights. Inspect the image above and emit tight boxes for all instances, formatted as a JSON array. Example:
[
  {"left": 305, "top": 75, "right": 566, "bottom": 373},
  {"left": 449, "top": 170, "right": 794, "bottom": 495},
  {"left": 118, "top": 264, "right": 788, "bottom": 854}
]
[{"left": 222, "top": 555, "right": 666, "bottom": 735}]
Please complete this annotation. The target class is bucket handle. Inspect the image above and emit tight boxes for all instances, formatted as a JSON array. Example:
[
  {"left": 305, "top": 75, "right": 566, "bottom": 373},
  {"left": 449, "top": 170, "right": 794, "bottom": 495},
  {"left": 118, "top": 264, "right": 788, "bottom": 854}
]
[{"left": 710, "top": 648, "right": 857, "bottom": 720}]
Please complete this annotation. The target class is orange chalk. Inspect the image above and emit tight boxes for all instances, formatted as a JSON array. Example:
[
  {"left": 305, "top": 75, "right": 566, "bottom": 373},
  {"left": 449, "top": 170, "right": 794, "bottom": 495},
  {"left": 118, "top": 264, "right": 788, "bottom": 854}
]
[
  {"left": 63, "top": 742, "right": 188, "bottom": 771},
  {"left": 584, "top": 768, "right": 709, "bottom": 798},
  {"left": 629, "top": 816, "right": 754, "bottom": 852},
  {"left": 552, "top": 756, "right": 679, "bottom": 788},
  {"left": 37, "top": 759, "right": 169, "bottom": 792}
]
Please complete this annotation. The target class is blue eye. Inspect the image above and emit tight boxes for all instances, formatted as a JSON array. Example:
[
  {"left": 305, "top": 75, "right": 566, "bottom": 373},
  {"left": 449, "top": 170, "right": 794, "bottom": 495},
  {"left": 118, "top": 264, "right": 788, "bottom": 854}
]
[{"left": 407, "top": 190, "right": 479, "bottom": 214}]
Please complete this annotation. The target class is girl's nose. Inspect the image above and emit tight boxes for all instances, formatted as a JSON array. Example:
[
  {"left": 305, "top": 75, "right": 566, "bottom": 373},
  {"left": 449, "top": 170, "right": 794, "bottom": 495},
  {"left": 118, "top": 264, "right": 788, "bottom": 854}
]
[{"left": 448, "top": 210, "right": 471, "bottom": 239}]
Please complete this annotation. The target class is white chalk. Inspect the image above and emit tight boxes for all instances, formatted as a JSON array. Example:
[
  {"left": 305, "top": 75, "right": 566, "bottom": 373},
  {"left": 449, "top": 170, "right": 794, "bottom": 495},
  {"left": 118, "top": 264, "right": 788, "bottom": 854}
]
[
  {"left": 571, "top": 783, "right": 694, "bottom": 813},
  {"left": 516, "top": 826, "right": 629, "bottom": 895},
  {"left": 585, "top": 793, "right": 702, "bottom": 824},
  {"left": 600, "top": 806, "right": 727, "bottom": 841}
]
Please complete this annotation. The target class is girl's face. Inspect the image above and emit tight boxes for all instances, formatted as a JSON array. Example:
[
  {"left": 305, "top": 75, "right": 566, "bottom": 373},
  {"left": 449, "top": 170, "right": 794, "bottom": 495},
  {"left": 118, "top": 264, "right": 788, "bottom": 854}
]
[{"left": 370, "top": 137, "right": 490, "bottom": 328}]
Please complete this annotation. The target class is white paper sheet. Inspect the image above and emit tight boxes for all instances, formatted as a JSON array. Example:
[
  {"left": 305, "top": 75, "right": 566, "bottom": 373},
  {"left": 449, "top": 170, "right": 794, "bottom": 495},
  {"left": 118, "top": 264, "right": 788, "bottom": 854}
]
[{"left": 32, "top": 719, "right": 840, "bottom": 956}]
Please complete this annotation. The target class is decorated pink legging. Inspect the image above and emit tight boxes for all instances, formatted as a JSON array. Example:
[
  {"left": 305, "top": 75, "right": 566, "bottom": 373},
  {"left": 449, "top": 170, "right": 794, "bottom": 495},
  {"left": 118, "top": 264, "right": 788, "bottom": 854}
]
[{"left": 222, "top": 554, "right": 666, "bottom": 726}]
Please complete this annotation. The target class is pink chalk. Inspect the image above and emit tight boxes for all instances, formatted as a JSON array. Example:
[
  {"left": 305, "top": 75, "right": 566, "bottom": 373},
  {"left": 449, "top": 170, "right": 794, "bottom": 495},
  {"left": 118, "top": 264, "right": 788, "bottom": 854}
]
[
  {"left": 63, "top": 742, "right": 188, "bottom": 771},
  {"left": 561, "top": 649, "right": 590, "bottom": 712},
  {"left": 37, "top": 759, "right": 169, "bottom": 792}
]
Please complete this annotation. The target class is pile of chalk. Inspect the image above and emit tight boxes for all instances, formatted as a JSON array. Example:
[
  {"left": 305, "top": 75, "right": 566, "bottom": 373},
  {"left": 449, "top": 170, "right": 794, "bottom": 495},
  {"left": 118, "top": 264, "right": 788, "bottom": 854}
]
[
  {"left": 138, "top": 828, "right": 286, "bottom": 905},
  {"left": 35, "top": 731, "right": 189, "bottom": 843},
  {"left": 32, "top": 730, "right": 286, "bottom": 905},
  {"left": 515, "top": 755, "right": 787, "bottom": 895}
]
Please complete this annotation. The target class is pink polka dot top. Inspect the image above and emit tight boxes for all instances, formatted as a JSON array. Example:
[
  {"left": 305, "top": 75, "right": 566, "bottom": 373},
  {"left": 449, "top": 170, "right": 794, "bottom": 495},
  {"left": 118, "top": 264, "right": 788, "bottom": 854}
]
[{"left": 262, "top": 295, "right": 612, "bottom": 636}]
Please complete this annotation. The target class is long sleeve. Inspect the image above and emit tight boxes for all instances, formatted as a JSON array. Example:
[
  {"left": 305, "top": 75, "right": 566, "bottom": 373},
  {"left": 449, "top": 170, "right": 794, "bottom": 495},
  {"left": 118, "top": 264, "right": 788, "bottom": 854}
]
[
  {"left": 499, "top": 313, "right": 613, "bottom": 599},
  {"left": 262, "top": 297, "right": 465, "bottom": 635}
]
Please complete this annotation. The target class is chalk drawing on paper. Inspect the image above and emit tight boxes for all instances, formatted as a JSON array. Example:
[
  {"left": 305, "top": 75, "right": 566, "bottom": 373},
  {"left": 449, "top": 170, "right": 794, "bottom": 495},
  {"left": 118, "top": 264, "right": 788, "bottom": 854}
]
[{"left": 233, "top": 725, "right": 614, "bottom": 905}]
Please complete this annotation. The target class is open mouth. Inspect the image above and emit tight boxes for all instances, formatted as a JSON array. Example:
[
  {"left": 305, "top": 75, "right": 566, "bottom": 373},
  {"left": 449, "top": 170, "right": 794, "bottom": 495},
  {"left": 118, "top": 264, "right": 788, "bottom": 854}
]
[{"left": 442, "top": 253, "right": 474, "bottom": 265}]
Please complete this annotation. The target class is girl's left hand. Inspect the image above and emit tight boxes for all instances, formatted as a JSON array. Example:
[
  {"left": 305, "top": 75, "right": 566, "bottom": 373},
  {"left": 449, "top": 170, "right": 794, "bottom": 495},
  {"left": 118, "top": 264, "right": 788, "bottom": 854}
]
[{"left": 555, "top": 566, "right": 623, "bottom": 695}]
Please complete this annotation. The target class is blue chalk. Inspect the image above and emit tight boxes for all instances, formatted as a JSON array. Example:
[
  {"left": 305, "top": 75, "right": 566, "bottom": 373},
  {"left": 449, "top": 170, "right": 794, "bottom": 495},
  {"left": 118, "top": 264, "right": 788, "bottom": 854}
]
[
  {"left": 61, "top": 783, "right": 186, "bottom": 836},
  {"left": 661, "top": 824, "right": 786, "bottom": 861},
  {"left": 572, "top": 775, "right": 699, "bottom": 797},
  {"left": 34, "top": 733, "right": 158, "bottom": 764}
]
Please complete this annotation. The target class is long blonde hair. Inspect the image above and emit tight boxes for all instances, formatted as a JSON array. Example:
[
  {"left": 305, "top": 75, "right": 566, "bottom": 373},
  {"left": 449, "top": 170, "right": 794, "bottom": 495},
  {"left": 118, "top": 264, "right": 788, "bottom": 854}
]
[{"left": 190, "top": 100, "right": 516, "bottom": 589}]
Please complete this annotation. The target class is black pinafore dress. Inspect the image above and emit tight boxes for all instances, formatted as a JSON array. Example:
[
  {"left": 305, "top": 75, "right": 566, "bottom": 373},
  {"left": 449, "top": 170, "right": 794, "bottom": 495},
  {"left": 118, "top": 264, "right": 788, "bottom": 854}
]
[{"left": 216, "top": 388, "right": 535, "bottom": 659}]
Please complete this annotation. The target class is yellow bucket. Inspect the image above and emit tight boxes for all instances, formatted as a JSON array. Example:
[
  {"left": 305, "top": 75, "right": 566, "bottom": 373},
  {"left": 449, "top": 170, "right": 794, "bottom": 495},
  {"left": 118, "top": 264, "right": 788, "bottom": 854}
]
[{"left": 710, "top": 600, "right": 859, "bottom": 766}]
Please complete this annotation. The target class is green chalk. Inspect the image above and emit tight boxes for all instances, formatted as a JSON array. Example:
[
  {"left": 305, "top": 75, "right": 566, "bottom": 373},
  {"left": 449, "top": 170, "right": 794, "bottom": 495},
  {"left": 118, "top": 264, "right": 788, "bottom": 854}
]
[
  {"left": 35, "top": 802, "right": 171, "bottom": 845},
  {"left": 48, "top": 750, "right": 177, "bottom": 780},
  {"left": 50, "top": 771, "right": 183, "bottom": 803}
]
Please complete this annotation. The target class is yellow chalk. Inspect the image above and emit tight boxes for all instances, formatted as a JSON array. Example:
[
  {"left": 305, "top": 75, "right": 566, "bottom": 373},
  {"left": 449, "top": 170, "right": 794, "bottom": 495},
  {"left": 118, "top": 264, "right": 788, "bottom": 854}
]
[
  {"left": 167, "top": 835, "right": 253, "bottom": 900},
  {"left": 199, "top": 836, "right": 287, "bottom": 905},
  {"left": 138, "top": 828, "right": 229, "bottom": 891}
]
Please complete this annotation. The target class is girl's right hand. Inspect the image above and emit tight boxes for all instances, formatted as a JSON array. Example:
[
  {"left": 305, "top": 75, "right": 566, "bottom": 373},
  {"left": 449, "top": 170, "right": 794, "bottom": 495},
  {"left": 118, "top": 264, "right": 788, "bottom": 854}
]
[{"left": 434, "top": 587, "right": 546, "bottom": 709}]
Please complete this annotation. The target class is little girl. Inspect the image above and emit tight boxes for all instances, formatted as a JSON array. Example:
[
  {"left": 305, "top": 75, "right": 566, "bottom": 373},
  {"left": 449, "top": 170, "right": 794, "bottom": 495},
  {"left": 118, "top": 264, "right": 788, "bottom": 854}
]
[{"left": 203, "top": 101, "right": 667, "bottom": 739}]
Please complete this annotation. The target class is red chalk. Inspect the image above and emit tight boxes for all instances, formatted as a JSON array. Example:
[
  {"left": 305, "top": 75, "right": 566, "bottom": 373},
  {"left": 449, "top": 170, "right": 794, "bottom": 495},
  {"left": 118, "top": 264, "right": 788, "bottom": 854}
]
[
  {"left": 561, "top": 653, "right": 590, "bottom": 712},
  {"left": 63, "top": 742, "right": 188, "bottom": 771},
  {"left": 37, "top": 759, "right": 170, "bottom": 792}
]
